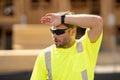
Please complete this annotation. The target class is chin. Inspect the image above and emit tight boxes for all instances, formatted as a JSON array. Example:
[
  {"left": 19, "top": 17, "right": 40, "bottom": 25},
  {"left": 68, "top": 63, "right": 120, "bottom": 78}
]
[
  {"left": 55, "top": 44, "right": 62, "bottom": 48},
  {"left": 55, "top": 45, "right": 60, "bottom": 48}
]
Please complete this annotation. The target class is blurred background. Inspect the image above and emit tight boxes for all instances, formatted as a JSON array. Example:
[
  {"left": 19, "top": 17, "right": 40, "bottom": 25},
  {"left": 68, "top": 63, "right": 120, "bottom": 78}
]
[{"left": 0, "top": 0, "right": 120, "bottom": 80}]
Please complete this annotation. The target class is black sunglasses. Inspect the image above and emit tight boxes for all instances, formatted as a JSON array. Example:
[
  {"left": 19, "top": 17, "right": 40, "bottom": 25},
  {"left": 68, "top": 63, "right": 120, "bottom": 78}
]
[{"left": 50, "top": 28, "right": 69, "bottom": 35}]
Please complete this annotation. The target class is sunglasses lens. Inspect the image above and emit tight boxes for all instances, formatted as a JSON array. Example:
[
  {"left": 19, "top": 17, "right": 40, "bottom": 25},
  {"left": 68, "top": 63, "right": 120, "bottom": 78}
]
[
  {"left": 50, "top": 29, "right": 67, "bottom": 35},
  {"left": 55, "top": 30, "right": 65, "bottom": 35}
]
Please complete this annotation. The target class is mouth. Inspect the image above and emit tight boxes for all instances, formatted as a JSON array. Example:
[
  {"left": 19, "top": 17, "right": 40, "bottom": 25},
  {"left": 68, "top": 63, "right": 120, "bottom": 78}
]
[
  {"left": 54, "top": 39, "right": 58, "bottom": 43},
  {"left": 54, "top": 39, "right": 60, "bottom": 45}
]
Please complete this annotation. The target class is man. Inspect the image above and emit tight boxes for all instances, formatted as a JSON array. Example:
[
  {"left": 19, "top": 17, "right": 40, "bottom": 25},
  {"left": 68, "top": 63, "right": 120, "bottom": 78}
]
[{"left": 31, "top": 11, "right": 103, "bottom": 80}]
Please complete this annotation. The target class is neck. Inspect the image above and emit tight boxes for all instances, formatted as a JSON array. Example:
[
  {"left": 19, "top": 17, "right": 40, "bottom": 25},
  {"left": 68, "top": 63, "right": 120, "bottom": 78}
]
[{"left": 63, "top": 39, "right": 76, "bottom": 48}]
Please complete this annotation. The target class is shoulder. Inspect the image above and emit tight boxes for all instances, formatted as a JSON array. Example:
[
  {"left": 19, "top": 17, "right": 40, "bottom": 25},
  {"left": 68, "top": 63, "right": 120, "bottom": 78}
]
[
  {"left": 39, "top": 45, "right": 54, "bottom": 58},
  {"left": 44, "top": 46, "right": 52, "bottom": 53}
]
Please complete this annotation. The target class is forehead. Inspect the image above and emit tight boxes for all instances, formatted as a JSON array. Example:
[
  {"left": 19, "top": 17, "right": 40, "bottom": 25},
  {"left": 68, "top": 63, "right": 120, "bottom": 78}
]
[{"left": 52, "top": 24, "right": 68, "bottom": 29}]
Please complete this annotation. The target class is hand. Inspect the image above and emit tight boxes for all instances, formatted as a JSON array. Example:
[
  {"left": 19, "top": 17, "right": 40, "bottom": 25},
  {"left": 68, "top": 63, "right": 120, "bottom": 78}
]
[{"left": 40, "top": 13, "right": 61, "bottom": 26}]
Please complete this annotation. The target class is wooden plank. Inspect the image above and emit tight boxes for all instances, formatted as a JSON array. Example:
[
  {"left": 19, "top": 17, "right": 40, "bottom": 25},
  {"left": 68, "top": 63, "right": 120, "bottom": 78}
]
[
  {"left": 0, "top": 50, "right": 41, "bottom": 74},
  {"left": 12, "top": 24, "right": 53, "bottom": 49},
  {"left": 0, "top": 50, "right": 120, "bottom": 74}
]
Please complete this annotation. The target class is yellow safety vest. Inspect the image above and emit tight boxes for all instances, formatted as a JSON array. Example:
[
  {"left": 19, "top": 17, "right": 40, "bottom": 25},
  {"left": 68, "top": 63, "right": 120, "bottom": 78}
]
[
  {"left": 45, "top": 41, "right": 88, "bottom": 80},
  {"left": 30, "top": 30, "right": 103, "bottom": 80}
]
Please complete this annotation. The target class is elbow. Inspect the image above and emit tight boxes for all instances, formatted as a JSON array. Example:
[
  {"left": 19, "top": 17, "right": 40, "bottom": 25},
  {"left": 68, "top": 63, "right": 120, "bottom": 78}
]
[
  {"left": 97, "top": 16, "right": 103, "bottom": 27},
  {"left": 90, "top": 16, "right": 103, "bottom": 34},
  {"left": 94, "top": 16, "right": 103, "bottom": 30},
  {"left": 96, "top": 16, "right": 103, "bottom": 35}
]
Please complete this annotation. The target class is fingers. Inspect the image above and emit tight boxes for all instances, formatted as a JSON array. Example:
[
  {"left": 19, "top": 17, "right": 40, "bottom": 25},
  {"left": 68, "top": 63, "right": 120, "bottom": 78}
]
[
  {"left": 41, "top": 16, "right": 51, "bottom": 23},
  {"left": 41, "top": 13, "right": 53, "bottom": 22},
  {"left": 41, "top": 16, "right": 51, "bottom": 22},
  {"left": 40, "top": 13, "right": 57, "bottom": 26}
]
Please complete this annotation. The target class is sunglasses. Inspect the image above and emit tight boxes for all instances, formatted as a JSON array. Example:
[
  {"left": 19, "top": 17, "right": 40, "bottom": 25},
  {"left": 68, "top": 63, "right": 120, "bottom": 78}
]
[{"left": 50, "top": 28, "right": 70, "bottom": 35}]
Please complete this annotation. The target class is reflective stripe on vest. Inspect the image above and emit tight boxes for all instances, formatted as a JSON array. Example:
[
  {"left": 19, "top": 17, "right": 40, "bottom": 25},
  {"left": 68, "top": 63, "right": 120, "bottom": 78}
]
[
  {"left": 45, "top": 42, "right": 88, "bottom": 80},
  {"left": 82, "top": 70, "right": 88, "bottom": 80},
  {"left": 45, "top": 47, "right": 52, "bottom": 80}
]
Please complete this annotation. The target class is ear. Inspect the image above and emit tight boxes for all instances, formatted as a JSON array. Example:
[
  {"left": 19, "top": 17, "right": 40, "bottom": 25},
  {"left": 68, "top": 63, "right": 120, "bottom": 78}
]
[{"left": 70, "top": 28, "right": 76, "bottom": 36}]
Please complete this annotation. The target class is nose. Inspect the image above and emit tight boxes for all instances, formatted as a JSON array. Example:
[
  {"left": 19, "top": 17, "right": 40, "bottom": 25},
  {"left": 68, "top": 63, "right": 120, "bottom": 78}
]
[{"left": 52, "top": 33, "right": 58, "bottom": 38}]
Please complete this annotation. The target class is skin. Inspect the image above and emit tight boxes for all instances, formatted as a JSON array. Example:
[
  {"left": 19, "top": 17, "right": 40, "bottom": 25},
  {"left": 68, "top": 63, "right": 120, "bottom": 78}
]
[
  {"left": 51, "top": 24, "right": 76, "bottom": 48},
  {"left": 41, "top": 12, "right": 103, "bottom": 48}
]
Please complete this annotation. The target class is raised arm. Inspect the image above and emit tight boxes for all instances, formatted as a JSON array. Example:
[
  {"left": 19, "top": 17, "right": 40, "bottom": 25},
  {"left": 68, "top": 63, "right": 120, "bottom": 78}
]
[
  {"left": 65, "top": 14, "right": 103, "bottom": 42},
  {"left": 41, "top": 13, "right": 103, "bottom": 42}
]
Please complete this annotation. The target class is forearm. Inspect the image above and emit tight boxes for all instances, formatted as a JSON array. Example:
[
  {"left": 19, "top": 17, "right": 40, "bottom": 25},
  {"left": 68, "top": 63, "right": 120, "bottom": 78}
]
[
  {"left": 40, "top": 12, "right": 103, "bottom": 42},
  {"left": 65, "top": 14, "right": 103, "bottom": 29},
  {"left": 64, "top": 14, "right": 103, "bottom": 42}
]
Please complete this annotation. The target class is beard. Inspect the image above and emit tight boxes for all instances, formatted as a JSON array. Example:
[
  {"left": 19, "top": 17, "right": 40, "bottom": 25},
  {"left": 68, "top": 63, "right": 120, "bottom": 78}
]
[{"left": 54, "top": 38, "right": 70, "bottom": 48}]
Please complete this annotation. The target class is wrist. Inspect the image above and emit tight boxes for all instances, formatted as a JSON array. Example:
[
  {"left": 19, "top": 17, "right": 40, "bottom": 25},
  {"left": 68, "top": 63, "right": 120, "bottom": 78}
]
[{"left": 61, "top": 14, "right": 66, "bottom": 24}]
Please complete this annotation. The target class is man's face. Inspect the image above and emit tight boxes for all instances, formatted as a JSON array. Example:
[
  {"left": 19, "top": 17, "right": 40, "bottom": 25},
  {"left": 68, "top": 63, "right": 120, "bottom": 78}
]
[{"left": 50, "top": 24, "right": 71, "bottom": 48}]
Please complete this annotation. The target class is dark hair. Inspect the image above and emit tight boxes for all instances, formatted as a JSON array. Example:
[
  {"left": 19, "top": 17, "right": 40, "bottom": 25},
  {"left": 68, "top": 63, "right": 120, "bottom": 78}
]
[
  {"left": 64, "top": 24, "right": 76, "bottom": 29},
  {"left": 57, "top": 11, "right": 86, "bottom": 39},
  {"left": 57, "top": 11, "right": 75, "bottom": 28}
]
